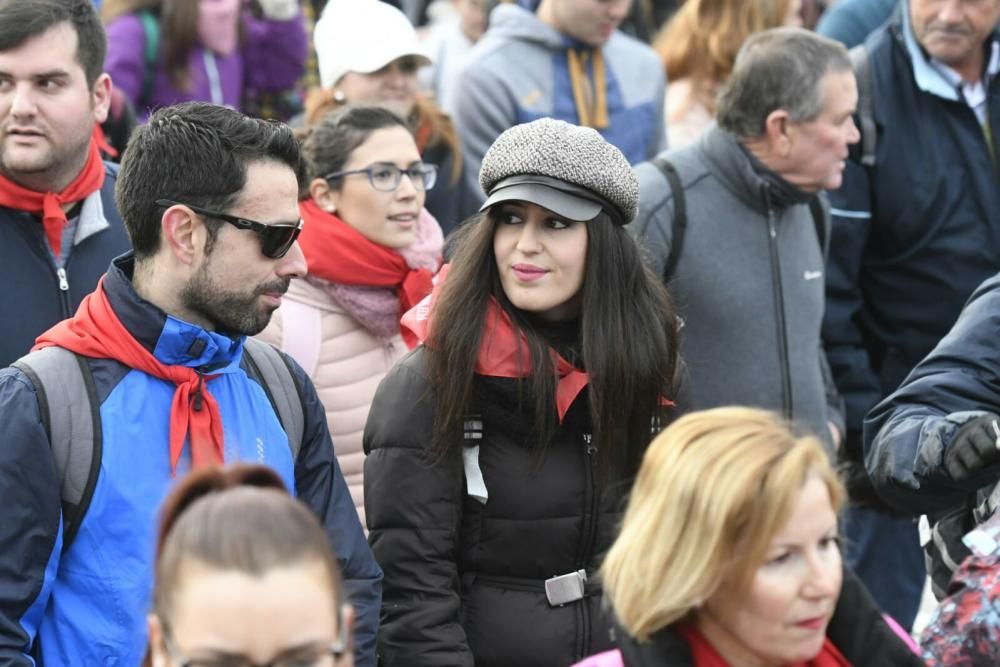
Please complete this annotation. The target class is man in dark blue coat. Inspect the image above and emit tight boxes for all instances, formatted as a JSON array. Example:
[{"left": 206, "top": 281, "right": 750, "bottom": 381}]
[
  {"left": 0, "top": 0, "right": 131, "bottom": 368},
  {"left": 823, "top": 0, "right": 1000, "bottom": 630}
]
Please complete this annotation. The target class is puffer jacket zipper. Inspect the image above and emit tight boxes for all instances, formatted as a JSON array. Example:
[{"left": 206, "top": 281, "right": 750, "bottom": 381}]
[
  {"left": 577, "top": 433, "right": 600, "bottom": 658},
  {"left": 765, "top": 203, "right": 794, "bottom": 419}
]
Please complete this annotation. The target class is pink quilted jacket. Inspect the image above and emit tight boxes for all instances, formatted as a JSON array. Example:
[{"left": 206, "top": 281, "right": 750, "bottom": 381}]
[{"left": 257, "top": 278, "right": 407, "bottom": 528}]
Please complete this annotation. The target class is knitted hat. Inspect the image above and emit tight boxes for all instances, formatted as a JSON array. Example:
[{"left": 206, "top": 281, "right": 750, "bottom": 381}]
[
  {"left": 479, "top": 118, "right": 639, "bottom": 225},
  {"left": 314, "top": 0, "right": 431, "bottom": 90}
]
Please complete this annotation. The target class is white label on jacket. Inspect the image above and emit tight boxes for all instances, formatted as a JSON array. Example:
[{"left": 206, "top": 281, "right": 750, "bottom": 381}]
[{"left": 463, "top": 445, "right": 488, "bottom": 505}]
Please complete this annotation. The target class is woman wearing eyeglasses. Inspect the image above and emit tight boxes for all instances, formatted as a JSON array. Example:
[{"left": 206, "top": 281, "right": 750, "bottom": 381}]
[
  {"left": 258, "top": 105, "right": 443, "bottom": 527},
  {"left": 144, "top": 463, "right": 352, "bottom": 667},
  {"left": 363, "top": 118, "right": 681, "bottom": 666},
  {"left": 306, "top": 0, "right": 480, "bottom": 235}
]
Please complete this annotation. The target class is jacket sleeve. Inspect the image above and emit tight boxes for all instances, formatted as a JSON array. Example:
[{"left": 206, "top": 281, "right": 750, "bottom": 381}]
[
  {"left": 453, "top": 63, "right": 516, "bottom": 210},
  {"left": 363, "top": 356, "right": 473, "bottom": 666},
  {"left": 627, "top": 159, "right": 674, "bottom": 277},
  {"left": 241, "top": 8, "right": 307, "bottom": 93},
  {"left": 862, "top": 275, "right": 1000, "bottom": 515},
  {"left": 827, "top": 565, "right": 925, "bottom": 665},
  {"left": 103, "top": 14, "right": 147, "bottom": 110},
  {"left": 822, "top": 158, "right": 882, "bottom": 435},
  {"left": 0, "top": 369, "right": 63, "bottom": 666},
  {"left": 286, "top": 356, "right": 382, "bottom": 667}
]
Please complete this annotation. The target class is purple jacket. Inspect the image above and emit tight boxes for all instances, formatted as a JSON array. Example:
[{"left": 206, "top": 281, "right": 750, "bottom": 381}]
[{"left": 104, "top": 10, "right": 306, "bottom": 119}]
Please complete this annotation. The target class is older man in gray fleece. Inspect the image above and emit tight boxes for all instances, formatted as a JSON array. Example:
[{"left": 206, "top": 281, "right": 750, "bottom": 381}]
[{"left": 630, "top": 27, "right": 858, "bottom": 453}]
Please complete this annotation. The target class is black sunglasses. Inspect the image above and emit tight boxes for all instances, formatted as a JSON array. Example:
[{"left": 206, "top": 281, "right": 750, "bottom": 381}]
[{"left": 156, "top": 199, "right": 303, "bottom": 259}]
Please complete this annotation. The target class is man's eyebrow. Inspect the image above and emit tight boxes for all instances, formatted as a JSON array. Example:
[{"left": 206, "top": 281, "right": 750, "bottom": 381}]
[{"left": 32, "top": 69, "right": 71, "bottom": 80}]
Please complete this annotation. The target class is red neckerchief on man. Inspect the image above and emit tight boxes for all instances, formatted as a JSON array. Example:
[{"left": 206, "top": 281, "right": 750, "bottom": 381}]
[
  {"left": 299, "top": 198, "right": 437, "bottom": 330},
  {"left": 401, "top": 264, "right": 589, "bottom": 422},
  {"left": 0, "top": 126, "right": 106, "bottom": 262},
  {"left": 35, "top": 277, "right": 224, "bottom": 474}
]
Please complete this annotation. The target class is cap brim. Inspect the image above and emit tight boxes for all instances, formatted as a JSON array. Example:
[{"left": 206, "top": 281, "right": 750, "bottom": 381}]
[
  {"left": 479, "top": 183, "right": 602, "bottom": 221},
  {"left": 350, "top": 51, "right": 432, "bottom": 75}
]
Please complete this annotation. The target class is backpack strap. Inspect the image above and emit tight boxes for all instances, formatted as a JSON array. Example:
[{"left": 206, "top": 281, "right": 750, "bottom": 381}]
[
  {"left": 139, "top": 10, "right": 160, "bottom": 111},
  {"left": 12, "top": 348, "right": 102, "bottom": 554},
  {"left": 808, "top": 195, "right": 829, "bottom": 258},
  {"left": 849, "top": 44, "right": 876, "bottom": 167},
  {"left": 650, "top": 155, "right": 687, "bottom": 283},
  {"left": 242, "top": 338, "right": 305, "bottom": 461}
]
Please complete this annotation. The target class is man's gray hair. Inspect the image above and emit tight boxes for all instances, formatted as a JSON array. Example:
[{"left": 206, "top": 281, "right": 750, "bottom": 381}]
[{"left": 717, "top": 27, "right": 852, "bottom": 140}]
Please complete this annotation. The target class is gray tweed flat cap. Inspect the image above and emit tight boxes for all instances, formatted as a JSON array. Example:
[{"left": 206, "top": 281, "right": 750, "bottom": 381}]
[{"left": 479, "top": 118, "right": 639, "bottom": 225}]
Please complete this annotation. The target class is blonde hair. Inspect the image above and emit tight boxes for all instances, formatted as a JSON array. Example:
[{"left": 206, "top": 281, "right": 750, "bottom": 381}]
[
  {"left": 654, "top": 0, "right": 793, "bottom": 115},
  {"left": 600, "top": 407, "right": 844, "bottom": 641}
]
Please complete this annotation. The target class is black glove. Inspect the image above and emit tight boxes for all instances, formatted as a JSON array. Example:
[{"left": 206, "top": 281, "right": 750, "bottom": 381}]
[{"left": 945, "top": 414, "right": 1000, "bottom": 481}]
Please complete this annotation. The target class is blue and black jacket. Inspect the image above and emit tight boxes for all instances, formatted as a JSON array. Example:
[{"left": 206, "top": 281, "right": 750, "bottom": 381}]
[
  {"left": 823, "top": 8, "right": 1000, "bottom": 442},
  {"left": 0, "top": 163, "right": 131, "bottom": 369},
  {"left": 0, "top": 255, "right": 382, "bottom": 666}
]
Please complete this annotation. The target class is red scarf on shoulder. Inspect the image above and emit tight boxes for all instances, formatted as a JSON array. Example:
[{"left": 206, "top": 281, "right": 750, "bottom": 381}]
[
  {"left": 401, "top": 264, "right": 590, "bottom": 422},
  {"left": 298, "top": 199, "right": 437, "bottom": 322},
  {"left": 678, "top": 624, "right": 851, "bottom": 667},
  {"left": 34, "top": 278, "right": 224, "bottom": 474},
  {"left": 0, "top": 127, "right": 107, "bottom": 261}
]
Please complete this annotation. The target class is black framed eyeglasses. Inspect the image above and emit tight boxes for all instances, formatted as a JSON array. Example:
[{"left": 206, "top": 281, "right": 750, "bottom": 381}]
[
  {"left": 155, "top": 199, "right": 303, "bottom": 259},
  {"left": 324, "top": 163, "right": 437, "bottom": 192},
  {"left": 161, "top": 625, "right": 348, "bottom": 667}
]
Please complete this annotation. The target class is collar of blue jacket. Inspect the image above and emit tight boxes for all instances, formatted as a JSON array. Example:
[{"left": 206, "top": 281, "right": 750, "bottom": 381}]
[{"left": 105, "top": 253, "right": 246, "bottom": 372}]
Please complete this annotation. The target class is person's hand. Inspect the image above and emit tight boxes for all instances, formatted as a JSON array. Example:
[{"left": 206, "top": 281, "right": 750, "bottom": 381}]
[
  {"left": 256, "top": 0, "right": 299, "bottom": 21},
  {"left": 945, "top": 413, "right": 1000, "bottom": 481}
]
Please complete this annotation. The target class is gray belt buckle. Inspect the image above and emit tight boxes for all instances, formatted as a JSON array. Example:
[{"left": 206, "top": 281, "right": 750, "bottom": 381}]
[{"left": 544, "top": 569, "right": 587, "bottom": 607}]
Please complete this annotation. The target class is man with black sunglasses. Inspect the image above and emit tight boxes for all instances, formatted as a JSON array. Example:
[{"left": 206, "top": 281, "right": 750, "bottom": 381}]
[{"left": 0, "top": 102, "right": 381, "bottom": 667}]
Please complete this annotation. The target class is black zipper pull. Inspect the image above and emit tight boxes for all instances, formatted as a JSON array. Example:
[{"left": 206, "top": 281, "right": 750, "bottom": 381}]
[{"left": 193, "top": 373, "right": 204, "bottom": 411}]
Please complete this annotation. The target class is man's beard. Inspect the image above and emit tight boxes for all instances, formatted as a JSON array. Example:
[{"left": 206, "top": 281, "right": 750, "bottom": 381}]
[{"left": 181, "top": 264, "right": 290, "bottom": 336}]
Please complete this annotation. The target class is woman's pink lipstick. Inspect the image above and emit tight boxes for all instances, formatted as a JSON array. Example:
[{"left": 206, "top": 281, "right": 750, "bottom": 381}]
[
  {"left": 795, "top": 616, "right": 827, "bottom": 631},
  {"left": 512, "top": 264, "right": 547, "bottom": 282}
]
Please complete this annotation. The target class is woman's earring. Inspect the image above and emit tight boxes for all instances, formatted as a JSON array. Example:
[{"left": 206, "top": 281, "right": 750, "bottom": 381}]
[{"left": 333, "top": 89, "right": 347, "bottom": 104}]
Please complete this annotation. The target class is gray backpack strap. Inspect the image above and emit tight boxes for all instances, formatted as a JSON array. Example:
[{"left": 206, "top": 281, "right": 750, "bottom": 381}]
[
  {"left": 242, "top": 338, "right": 305, "bottom": 460},
  {"left": 849, "top": 44, "right": 876, "bottom": 167},
  {"left": 650, "top": 155, "right": 687, "bottom": 283},
  {"left": 12, "top": 347, "right": 102, "bottom": 553}
]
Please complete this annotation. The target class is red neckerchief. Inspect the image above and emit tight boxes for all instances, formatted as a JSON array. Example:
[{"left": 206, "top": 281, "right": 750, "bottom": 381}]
[
  {"left": 401, "top": 264, "right": 589, "bottom": 422},
  {"left": 299, "top": 199, "right": 436, "bottom": 328},
  {"left": 34, "top": 277, "right": 224, "bottom": 474},
  {"left": 677, "top": 624, "right": 851, "bottom": 667},
  {"left": 0, "top": 127, "right": 107, "bottom": 262}
]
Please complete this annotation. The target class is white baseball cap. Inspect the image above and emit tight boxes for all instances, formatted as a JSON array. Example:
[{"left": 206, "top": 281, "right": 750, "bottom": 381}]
[{"left": 314, "top": 0, "right": 432, "bottom": 90}]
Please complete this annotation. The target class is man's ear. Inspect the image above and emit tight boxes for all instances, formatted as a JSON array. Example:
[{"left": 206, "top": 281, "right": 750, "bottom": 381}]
[
  {"left": 763, "top": 108, "right": 793, "bottom": 157},
  {"left": 146, "top": 614, "right": 167, "bottom": 667},
  {"left": 91, "top": 73, "right": 112, "bottom": 125},
  {"left": 309, "top": 177, "right": 338, "bottom": 213},
  {"left": 160, "top": 205, "right": 203, "bottom": 266}
]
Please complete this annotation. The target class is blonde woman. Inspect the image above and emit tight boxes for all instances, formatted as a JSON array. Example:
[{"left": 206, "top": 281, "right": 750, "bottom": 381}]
[
  {"left": 577, "top": 407, "right": 923, "bottom": 666},
  {"left": 654, "top": 0, "right": 802, "bottom": 147}
]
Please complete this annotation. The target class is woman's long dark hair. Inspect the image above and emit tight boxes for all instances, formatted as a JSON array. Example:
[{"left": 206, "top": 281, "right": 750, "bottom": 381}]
[{"left": 426, "top": 209, "right": 681, "bottom": 479}]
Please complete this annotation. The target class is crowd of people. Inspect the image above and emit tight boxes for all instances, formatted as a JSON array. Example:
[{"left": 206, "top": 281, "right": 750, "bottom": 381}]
[{"left": 2, "top": 0, "right": 1000, "bottom": 665}]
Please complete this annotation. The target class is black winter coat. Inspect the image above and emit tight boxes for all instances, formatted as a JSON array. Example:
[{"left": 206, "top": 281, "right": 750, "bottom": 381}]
[{"left": 364, "top": 347, "right": 632, "bottom": 666}]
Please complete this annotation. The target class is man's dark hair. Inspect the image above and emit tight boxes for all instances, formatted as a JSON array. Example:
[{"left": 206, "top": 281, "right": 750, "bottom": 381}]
[
  {"left": 116, "top": 102, "right": 305, "bottom": 260},
  {"left": 0, "top": 0, "right": 107, "bottom": 87}
]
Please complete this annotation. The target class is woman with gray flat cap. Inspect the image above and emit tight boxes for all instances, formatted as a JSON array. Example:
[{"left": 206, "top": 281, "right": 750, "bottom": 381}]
[{"left": 363, "top": 118, "right": 682, "bottom": 666}]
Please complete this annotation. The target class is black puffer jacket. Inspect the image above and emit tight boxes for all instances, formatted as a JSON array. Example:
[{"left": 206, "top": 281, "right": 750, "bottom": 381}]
[{"left": 364, "top": 347, "right": 633, "bottom": 666}]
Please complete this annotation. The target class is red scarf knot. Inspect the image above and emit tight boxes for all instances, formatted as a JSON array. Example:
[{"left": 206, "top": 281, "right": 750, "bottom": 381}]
[
  {"left": 0, "top": 126, "right": 107, "bottom": 262},
  {"left": 34, "top": 277, "right": 225, "bottom": 474}
]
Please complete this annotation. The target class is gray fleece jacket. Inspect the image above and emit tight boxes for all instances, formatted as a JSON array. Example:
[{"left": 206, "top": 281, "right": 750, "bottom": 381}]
[
  {"left": 630, "top": 125, "right": 845, "bottom": 451},
  {"left": 455, "top": 4, "right": 665, "bottom": 201}
]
